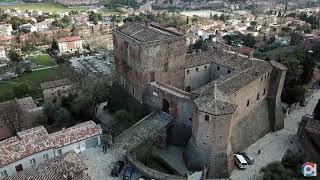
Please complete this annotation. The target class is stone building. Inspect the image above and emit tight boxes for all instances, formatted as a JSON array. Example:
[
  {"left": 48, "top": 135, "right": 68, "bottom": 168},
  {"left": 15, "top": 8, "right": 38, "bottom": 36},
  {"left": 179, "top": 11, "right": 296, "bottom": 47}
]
[
  {"left": 41, "top": 78, "right": 77, "bottom": 103},
  {"left": 0, "top": 121, "right": 101, "bottom": 178},
  {"left": 57, "top": 36, "right": 83, "bottom": 54},
  {"left": 3, "top": 150, "right": 91, "bottom": 180},
  {"left": 113, "top": 22, "right": 287, "bottom": 178},
  {"left": 0, "top": 97, "right": 41, "bottom": 141}
]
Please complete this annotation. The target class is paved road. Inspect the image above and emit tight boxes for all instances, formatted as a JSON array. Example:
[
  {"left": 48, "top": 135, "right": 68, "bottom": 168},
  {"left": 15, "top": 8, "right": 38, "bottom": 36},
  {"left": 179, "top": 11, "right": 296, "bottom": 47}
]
[
  {"left": 80, "top": 112, "right": 173, "bottom": 180},
  {"left": 230, "top": 91, "right": 320, "bottom": 180}
]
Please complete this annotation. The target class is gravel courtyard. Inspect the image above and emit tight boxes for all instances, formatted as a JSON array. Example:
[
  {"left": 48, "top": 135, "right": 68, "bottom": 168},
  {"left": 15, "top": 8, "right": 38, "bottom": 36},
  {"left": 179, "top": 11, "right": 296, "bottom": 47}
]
[{"left": 230, "top": 91, "right": 320, "bottom": 180}]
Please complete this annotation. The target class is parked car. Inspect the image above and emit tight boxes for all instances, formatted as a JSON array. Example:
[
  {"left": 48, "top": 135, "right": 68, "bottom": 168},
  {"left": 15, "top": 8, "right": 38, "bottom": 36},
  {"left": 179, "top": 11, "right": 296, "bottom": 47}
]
[
  {"left": 234, "top": 154, "right": 248, "bottom": 170},
  {"left": 123, "top": 167, "right": 134, "bottom": 180},
  {"left": 237, "top": 152, "right": 254, "bottom": 164},
  {"left": 111, "top": 161, "right": 124, "bottom": 177}
]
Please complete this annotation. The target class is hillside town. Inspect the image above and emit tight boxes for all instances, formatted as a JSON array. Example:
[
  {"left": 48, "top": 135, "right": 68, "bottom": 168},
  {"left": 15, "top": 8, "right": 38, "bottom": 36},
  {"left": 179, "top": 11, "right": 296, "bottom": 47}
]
[{"left": 0, "top": 0, "right": 319, "bottom": 180}]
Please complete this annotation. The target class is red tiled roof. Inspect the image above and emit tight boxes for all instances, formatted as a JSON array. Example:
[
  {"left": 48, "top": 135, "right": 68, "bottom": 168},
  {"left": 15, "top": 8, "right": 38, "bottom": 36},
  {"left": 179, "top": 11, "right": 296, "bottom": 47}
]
[
  {"left": 50, "top": 121, "right": 101, "bottom": 148},
  {"left": 58, "top": 36, "right": 81, "bottom": 43},
  {"left": 0, "top": 121, "right": 101, "bottom": 168},
  {"left": 0, "top": 35, "right": 12, "bottom": 41},
  {"left": 0, "top": 126, "right": 54, "bottom": 167}
]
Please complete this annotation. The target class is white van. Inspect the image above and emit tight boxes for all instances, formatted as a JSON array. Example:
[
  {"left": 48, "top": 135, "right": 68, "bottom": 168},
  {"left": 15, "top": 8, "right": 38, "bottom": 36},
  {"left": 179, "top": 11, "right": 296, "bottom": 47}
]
[{"left": 234, "top": 154, "right": 248, "bottom": 170}]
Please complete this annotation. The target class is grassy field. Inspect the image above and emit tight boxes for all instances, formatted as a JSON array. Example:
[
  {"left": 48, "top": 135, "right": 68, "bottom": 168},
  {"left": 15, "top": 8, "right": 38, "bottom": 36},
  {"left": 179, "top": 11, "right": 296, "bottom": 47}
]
[
  {"left": 0, "top": 2, "right": 90, "bottom": 13},
  {"left": 0, "top": 67, "right": 62, "bottom": 102},
  {"left": 29, "top": 54, "right": 56, "bottom": 67}
]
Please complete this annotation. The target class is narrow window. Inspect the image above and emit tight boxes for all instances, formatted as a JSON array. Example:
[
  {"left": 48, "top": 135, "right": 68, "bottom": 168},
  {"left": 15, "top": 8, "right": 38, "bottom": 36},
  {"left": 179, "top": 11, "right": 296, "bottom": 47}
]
[
  {"left": 185, "top": 86, "right": 191, "bottom": 92},
  {"left": 196, "top": 68, "right": 199, "bottom": 72},
  {"left": 164, "top": 62, "right": 168, "bottom": 72},
  {"left": 43, "top": 154, "right": 49, "bottom": 159},
  {"left": 261, "top": 76, "right": 263, "bottom": 81},
  {"left": 217, "top": 66, "right": 220, "bottom": 70},
  {"left": 57, "top": 149, "right": 62, "bottom": 156},
  {"left": 247, "top": 99, "right": 250, "bottom": 107},
  {"left": 132, "top": 85, "right": 135, "bottom": 95},
  {"left": 257, "top": 93, "right": 260, "bottom": 100},
  {"left": 205, "top": 115, "right": 209, "bottom": 121},
  {"left": 150, "top": 72, "right": 155, "bottom": 82},
  {"left": 263, "top": 88, "right": 266, "bottom": 95},
  {"left": 30, "top": 158, "right": 36, "bottom": 165},
  {"left": 0, "top": 170, "right": 8, "bottom": 178}
]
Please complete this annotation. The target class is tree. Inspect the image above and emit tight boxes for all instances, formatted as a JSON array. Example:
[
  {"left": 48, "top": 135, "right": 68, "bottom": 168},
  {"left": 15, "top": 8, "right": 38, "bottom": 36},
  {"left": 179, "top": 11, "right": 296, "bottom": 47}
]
[
  {"left": 79, "top": 76, "right": 111, "bottom": 119},
  {"left": 51, "top": 39, "right": 59, "bottom": 51},
  {"left": 301, "top": 54, "right": 315, "bottom": 84},
  {"left": 219, "top": 14, "right": 225, "bottom": 21},
  {"left": 0, "top": 102, "right": 23, "bottom": 135},
  {"left": 89, "top": 11, "right": 103, "bottom": 25},
  {"left": 261, "top": 162, "right": 295, "bottom": 180},
  {"left": 282, "top": 85, "right": 306, "bottom": 104},
  {"left": 43, "top": 102, "right": 60, "bottom": 125},
  {"left": 54, "top": 107, "right": 72, "bottom": 123},
  {"left": 8, "top": 49, "right": 23, "bottom": 62},
  {"left": 13, "top": 83, "right": 32, "bottom": 98},
  {"left": 290, "top": 32, "right": 303, "bottom": 45},
  {"left": 313, "top": 99, "right": 320, "bottom": 120},
  {"left": 242, "top": 34, "right": 256, "bottom": 48},
  {"left": 213, "top": 14, "right": 219, "bottom": 20}
]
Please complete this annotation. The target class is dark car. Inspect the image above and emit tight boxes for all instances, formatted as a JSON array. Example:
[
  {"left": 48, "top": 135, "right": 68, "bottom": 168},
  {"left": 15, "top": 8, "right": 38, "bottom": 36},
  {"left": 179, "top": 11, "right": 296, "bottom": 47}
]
[
  {"left": 123, "top": 167, "right": 134, "bottom": 180},
  {"left": 238, "top": 152, "right": 254, "bottom": 164},
  {"left": 111, "top": 161, "right": 124, "bottom": 177}
]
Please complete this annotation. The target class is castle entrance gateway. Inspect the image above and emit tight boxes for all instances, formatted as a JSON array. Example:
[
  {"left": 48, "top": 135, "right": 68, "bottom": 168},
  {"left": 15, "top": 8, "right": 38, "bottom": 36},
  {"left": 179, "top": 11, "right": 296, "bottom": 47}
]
[{"left": 162, "top": 99, "right": 170, "bottom": 113}]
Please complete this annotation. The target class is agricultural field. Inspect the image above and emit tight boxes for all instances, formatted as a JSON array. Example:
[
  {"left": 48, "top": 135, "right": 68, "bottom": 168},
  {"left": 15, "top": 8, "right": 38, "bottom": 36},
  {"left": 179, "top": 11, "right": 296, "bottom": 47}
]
[
  {"left": 0, "top": 2, "right": 90, "bottom": 13},
  {"left": 0, "top": 67, "right": 63, "bottom": 102},
  {"left": 28, "top": 54, "right": 56, "bottom": 68}
]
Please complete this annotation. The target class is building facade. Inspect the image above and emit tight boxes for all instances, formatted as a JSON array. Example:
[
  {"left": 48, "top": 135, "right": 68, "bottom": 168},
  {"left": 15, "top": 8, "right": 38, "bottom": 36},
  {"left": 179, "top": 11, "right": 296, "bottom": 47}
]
[
  {"left": 0, "top": 121, "right": 101, "bottom": 179},
  {"left": 57, "top": 36, "right": 83, "bottom": 54},
  {"left": 113, "top": 22, "right": 287, "bottom": 178}
]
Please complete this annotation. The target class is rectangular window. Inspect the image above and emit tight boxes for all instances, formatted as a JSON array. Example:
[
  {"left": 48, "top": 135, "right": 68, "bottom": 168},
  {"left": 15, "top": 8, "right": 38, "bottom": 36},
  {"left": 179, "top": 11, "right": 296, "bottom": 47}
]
[
  {"left": 57, "top": 149, "right": 62, "bottom": 156},
  {"left": 43, "top": 154, "right": 49, "bottom": 159},
  {"left": 257, "top": 93, "right": 260, "bottom": 100},
  {"left": 196, "top": 68, "right": 199, "bottom": 72},
  {"left": 189, "top": 118, "right": 192, "bottom": 121},
  {"left": 185, "top": 86, "right": 191, "bottom": 92},
  {"left": 204, "top": 65, "right": 207, "bottom": 69},
  {"left": 186, "top": 69, "right": 190, "bottom": 74},
  {"left": 205, "top": 115, "right": 209, "bottom": 121},
  {"left": 132, "top": 85, "right": 135, "bottom": 95},
  {"left": 30, "top": 158, "right": 36, "bottom": 165},
  {"left": 164, "top": 62, "right": 168, "bottom": 72},
  {"left": 0, "top": 170, "right": 8, "bottom": 178},
  {"left": 263, "top": 88, "right": 266, "bottom": 95},
  {"left": 247, "top": 99, "right": 250, "bottom": 107},
  {"left": 217, "top": 66, "right": 220, "bottom": 70},
  {"left": 150, "top": 72, "right": 155, "bottom": 82},
  {"left": 228, "top": 70, "right": 231, "bottom": 73}
]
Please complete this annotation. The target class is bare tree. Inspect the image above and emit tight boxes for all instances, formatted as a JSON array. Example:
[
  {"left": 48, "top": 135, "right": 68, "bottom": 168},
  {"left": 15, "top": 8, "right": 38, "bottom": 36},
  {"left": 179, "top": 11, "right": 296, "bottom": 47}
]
[{"left": 0, "top": 101, "right": 23, "bottom": 135}]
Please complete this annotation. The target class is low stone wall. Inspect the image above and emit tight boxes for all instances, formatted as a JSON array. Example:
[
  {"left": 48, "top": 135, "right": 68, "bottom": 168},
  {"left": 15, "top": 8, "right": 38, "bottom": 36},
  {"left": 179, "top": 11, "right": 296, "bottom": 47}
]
[{"left": 127, "top": 153, "right": 186, "bottom": 180}]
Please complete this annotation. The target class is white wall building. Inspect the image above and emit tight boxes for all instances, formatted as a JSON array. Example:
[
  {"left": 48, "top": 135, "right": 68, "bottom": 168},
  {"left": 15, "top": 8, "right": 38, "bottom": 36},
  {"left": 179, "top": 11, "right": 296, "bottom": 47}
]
[
  {"left": 0, "top": 24, "right": 12, "bottom": 36},
  {"left": 0, "top": 121, "right": 101, "bottom": 179},
  {"left": 0, "top": 46, "right": 6, "bottom": 60},
  {"left": 58, "top": 36, "right": 83, "bottom": 54}
]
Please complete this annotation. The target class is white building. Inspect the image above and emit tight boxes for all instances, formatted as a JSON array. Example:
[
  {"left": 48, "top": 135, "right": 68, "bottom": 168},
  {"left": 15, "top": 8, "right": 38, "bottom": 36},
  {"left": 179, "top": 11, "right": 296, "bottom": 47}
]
[
  {"left": 0, "top": 121, "right": 101, "bottom": 179},
  {"left": 57, "top": 36, "right": 83, "bottom": 54},
  {"left": 19, "top": 23, "right": 37, "bottom": 33},
  {"left": 0, "top": 46, "right": 6, "bottom": 60},
  {"left": 0, "top": 24, "right": 12, "bottom": 36}
]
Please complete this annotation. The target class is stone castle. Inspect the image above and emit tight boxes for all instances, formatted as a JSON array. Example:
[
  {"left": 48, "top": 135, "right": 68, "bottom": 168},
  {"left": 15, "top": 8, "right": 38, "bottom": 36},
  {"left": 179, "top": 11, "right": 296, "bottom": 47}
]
[{"left": 112, "top": 22, "right": 287, "bottom": 178}]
